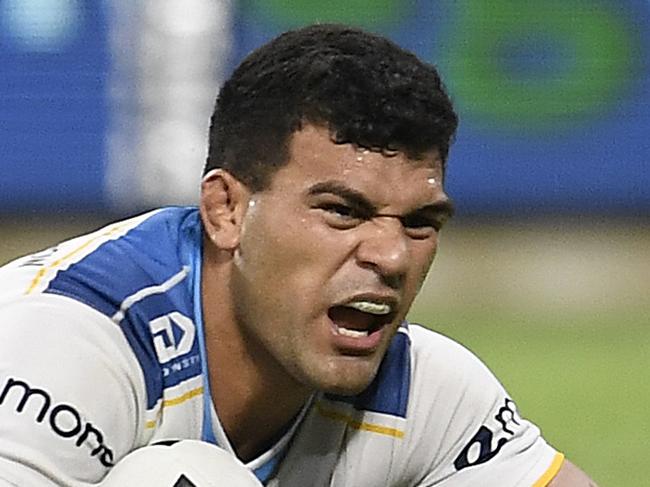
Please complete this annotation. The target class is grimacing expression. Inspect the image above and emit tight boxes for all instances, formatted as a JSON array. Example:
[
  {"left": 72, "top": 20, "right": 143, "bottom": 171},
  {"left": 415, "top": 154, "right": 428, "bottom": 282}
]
[{"left": 231, "top": 124, "right": 453, "bottom": 395}]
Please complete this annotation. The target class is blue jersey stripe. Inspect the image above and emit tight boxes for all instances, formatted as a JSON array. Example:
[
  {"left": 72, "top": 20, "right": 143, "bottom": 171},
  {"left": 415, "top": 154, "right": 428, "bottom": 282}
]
[
  {"left": 43, "top": 207, "right": 203, "bottom": 410},
  {"left": 326, "top": 327, "right": 411, "bottom": 418}
]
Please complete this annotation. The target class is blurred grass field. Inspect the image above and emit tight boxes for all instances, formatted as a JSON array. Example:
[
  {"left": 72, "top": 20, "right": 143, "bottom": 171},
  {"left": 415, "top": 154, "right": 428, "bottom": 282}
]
[{"left": 2, "top": 215, "right": 648, "bottom": 486}]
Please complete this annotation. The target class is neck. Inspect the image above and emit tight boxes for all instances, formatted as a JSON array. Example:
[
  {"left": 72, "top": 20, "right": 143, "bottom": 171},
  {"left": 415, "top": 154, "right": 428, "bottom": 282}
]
[{"left": 201, "top": 242, "right": 312, "bottom": 462}]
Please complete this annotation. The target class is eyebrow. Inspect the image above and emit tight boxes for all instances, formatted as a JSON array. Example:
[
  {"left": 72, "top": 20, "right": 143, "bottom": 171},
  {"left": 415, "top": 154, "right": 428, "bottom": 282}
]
[
  {"left": 306, "top": 180, "right": 455, "bottom": 219},
  {"left": 307, "top": 181, "right": 375, "bottom": 214}
]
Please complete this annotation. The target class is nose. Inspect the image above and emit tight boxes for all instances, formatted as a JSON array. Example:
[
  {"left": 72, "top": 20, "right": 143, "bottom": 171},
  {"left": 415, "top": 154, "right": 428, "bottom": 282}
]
[{"left": 355, "top": 217, "right": 409, "bottom": 288}]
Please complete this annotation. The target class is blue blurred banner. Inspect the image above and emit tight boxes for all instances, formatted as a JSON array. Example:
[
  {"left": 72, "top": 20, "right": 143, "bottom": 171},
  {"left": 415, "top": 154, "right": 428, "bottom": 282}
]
[
  {"left": 1, "top": 0, "right": 648, "bottom": 216},
  {"left": 0, "top": 0, "right": 110, "bottom": 212}
]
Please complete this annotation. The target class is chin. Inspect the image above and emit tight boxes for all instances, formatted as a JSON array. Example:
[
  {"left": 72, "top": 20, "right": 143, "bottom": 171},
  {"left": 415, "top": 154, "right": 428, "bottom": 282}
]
[
  {"left": 311, "top": 361, "right": 380, "bottom": 396},
  {"left": 320, "top": 382, "right": 370, "bottom": 397}
]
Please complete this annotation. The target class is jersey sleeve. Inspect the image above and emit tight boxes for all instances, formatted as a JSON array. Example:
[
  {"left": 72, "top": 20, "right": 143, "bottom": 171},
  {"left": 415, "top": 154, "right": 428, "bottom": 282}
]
[
  {"left": 403, "top": 325, "right": 562, "bottom": 487},
  {"left": 0, "top": 294, "right": 147, "bottom": 486}
]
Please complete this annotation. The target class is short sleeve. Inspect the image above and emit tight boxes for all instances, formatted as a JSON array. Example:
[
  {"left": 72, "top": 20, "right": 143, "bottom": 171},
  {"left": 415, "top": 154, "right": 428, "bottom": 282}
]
[
  {"left": 402, "top": 325, "right": 562, "bottom": 487},
  {"left": 0, "top": 295, "right": 146, "bottom": 486}
]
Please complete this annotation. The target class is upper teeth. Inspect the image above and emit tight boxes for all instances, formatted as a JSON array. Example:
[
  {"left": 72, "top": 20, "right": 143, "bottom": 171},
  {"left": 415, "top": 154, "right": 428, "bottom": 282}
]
[{"left": 344, "top": 301, "right": 392, "bottom": 315}]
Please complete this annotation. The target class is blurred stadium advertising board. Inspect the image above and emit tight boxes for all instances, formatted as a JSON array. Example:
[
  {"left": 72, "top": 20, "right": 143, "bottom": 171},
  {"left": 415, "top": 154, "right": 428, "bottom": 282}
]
[
  {"left": 0, "top": 0, "right": 109, "bottom": 211},
  {"left": 1, "top": 0, "right": 649, "bottom": 216}
]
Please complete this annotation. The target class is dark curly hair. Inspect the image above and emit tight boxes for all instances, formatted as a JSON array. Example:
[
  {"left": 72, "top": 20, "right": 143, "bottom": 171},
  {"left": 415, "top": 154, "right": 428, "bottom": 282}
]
[{"left": 205, "top": 24, "right": 458, "bottom": 190}]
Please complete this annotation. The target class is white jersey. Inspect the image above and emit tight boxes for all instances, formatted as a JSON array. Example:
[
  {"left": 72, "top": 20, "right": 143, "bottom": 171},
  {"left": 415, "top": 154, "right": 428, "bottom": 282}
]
[{"left": 0, "top": 207, "right": 563, "bottom": 486}]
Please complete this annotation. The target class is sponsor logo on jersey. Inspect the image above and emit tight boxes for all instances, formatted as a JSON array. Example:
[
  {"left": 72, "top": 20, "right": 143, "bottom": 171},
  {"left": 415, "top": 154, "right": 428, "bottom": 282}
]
[
  {"left": 149, "top": 312, "right": 196, "bottom": 364},
  {"left": 0, "top": 377, "right": 115, "bottom": 467},
  {"left": 454, "top": 398, "right": 521, "bottom": 471}
]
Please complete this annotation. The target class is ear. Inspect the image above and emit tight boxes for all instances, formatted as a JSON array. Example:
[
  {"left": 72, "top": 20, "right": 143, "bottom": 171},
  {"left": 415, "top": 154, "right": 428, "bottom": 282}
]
[{"left": 200, "top": 169, "right": 251, "bottom": 251}]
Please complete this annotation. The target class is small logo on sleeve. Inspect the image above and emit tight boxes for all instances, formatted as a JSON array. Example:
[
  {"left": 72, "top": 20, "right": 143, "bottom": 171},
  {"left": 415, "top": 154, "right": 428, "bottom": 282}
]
[
  {"left": 149, "top": 312, "right": 196, "bottom": 363},
  {"left": 454, "top": 398, "right": 521, "bottom": 471}
]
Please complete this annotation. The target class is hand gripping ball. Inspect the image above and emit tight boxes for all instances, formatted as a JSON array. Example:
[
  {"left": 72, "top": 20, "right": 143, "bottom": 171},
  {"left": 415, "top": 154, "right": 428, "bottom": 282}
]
[{"left": 100, "top": 440, "right": 263, "bottom": 487}]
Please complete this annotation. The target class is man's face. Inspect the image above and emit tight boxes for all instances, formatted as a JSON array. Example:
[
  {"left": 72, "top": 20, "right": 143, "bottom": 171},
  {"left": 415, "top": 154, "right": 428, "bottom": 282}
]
[{"left": 230, "top": 124, "right": 453, "bottom": 395}]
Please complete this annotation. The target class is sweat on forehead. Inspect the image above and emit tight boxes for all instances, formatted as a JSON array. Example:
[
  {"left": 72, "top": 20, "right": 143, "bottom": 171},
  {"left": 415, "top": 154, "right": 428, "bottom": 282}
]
[{"left": 288, "top": 124, "right": 445, "bottom": 171}]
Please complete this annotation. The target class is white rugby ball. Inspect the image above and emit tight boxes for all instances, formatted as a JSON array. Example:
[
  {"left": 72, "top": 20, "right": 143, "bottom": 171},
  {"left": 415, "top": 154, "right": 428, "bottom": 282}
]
[{"left": 99, "top": 440, "right": 263, "bottom": 486}]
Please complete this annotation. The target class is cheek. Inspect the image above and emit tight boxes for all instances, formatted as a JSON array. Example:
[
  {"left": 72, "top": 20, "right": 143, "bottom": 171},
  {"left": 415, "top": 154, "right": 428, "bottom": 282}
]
[
  {"left": 236, "top": 215, "right": 328, "bottom": 304},
  {"left": 238, "top": 211, "right": 301, "bottom": 271},
  {"left": 411, "top": 241, "right": 438, "bottom": 291},
  {"left": 251, "top": 209, "right": 352, "bottom": 272}
]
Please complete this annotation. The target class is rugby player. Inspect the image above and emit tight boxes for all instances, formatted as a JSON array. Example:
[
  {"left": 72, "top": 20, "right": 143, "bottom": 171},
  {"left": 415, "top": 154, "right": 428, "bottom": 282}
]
[{"left": 0, "top": 24, "right": 598, "bottom": 486}]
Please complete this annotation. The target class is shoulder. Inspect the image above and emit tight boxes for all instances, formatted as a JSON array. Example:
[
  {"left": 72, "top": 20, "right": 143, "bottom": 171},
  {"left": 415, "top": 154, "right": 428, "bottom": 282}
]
[
  {"left": 2, "top": 205, "right": 205, "bottom": 412},
  {"left": 0, "top": 207, "right": 198, "bottom": 305},
  {"left": 405, "top": 323, "right": 511, "bottom": 438},
  {"left": 408, "top": 323, "right": 500, "bottom": 392},
  {"left": 0, "top": 293, "right": 146, "bottom": 483},
  {"left": 0, "top": 293, "right": 145, "bottom": 407},
  {"left": 402, "top": 324, "right": 561, "bottom": 485},
  {"left": 0, "top": 207, "right": 200, "bottom": 364},
  {"left": 402, "top": 323, "right": 510, "bottom": 439},
  {"left": 0, "top": 209, "right": 206, "bottom": 484}
]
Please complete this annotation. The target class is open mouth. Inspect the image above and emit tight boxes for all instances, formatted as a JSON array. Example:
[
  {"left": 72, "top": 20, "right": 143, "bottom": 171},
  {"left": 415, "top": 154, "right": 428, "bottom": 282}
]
[{"left": 327, "top": 299, "right": 396, "bottom": 340}]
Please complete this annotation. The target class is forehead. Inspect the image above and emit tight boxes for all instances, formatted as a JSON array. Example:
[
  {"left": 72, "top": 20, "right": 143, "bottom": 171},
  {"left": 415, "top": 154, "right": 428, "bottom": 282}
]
[{"left": 268, "top": 125, "right": 445, "bottom": 206}]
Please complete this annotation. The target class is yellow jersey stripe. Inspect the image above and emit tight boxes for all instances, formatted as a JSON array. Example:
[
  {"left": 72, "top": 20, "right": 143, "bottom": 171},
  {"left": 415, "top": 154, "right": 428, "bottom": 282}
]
[
  {"left": 315, "top": 402, "right": 405, "bottom": 439},
  {"left": 145, "top": 386, "right": 205, "bottom": 429},
  {"left": 532, "top": 452, "right": 565, "bottom": 487},
  {"left": 25, "top": 222, "right": 131, "bottom": 295},
  {"left": 163, "top": 386, "right": 204, "bottom": 407}
]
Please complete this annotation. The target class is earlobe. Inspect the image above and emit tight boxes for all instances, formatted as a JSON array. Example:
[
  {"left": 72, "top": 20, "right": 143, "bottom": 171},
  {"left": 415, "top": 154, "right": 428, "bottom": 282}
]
[{"left": 200, "top": 169, "right": 250, "bottom": 251}]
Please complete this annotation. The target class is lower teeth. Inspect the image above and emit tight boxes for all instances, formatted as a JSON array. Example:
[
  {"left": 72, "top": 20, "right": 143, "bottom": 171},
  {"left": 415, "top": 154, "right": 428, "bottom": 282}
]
[{"left": 337, "top": 327, "right": 369, "bottom": 338}]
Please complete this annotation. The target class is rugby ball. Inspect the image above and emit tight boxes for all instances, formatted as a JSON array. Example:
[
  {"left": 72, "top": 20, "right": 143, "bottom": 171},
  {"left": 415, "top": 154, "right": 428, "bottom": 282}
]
[{"left": 99, "top": 440, "right": 263, "bottom": 486}]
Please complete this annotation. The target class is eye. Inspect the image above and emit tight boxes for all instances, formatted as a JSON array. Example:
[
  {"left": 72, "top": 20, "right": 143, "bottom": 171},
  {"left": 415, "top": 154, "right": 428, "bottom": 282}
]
[
  {"left": 322, "top": 203, "right": 354, "bottom": 218},
  {"left": 317, "top": 203, "right": 364, "bottom": 229},
  {"left": 401, "top": 214, "right": 444, "bottom": 239}
]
